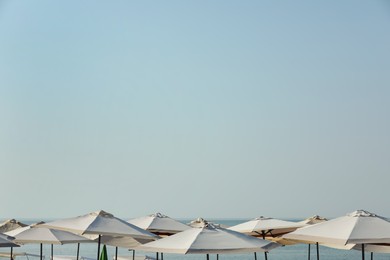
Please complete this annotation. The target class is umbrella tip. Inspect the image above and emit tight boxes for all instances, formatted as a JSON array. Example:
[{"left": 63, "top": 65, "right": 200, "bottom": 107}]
[
  {"left": 150, "top": 213, "right": 168, "bottom": 218},
  {"left": 348, "top": 210, "right": 377, "bottom": 217},
  {"left": 93, "top": 210, "right": 114, "bottom": 218}
]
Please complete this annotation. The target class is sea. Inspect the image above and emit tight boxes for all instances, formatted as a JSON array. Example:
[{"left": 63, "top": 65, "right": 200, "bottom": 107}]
[{"left": 1, "top": 219, "right": 390, "bottom": 260}]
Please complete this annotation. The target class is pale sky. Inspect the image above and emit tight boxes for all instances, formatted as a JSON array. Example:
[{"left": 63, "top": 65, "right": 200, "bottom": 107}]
[{"left": 1, "top": 0, "right": 389, "bottom": 220}]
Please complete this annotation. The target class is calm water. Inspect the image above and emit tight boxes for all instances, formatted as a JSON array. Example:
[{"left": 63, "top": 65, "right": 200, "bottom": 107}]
[{"left": 1, "top": 219, "right": 390, "bottom": 260}]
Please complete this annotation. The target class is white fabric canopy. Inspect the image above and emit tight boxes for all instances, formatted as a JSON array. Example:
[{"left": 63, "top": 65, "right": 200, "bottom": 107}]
[
  {"left": 228, "top": 216, "right": 304, "bottom": 237},
  {"left": 283, "top": 210, "right": 390, "bottom": 245},
  {"left": 138, "top": 221, "right": 280, "bottom": 254},
  {"left": 0, "top": 234, "right": 18, "bottom": 248},
  {"left": 0, "top": 220, "right": 27, "bottom": 234},
  {"left": 12, "top": 227, "right": 93, "bottom": 245},
  {"left": 128, "top": 213, "right": 190, "bottom": 235},
  {"left": 40, "top": 210, "right": 157, "bottom": 240}
]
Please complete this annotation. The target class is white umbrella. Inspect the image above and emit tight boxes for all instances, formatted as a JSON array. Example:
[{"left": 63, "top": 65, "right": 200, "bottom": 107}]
[
  {"left": 138, "top": 219, "right": 280, "bottom": 260},
  {"left": 128, "top": 213, "right": 190, "bottom": 236},
  {"left": 228, "top": 216, "right": 304, "bottom": 260},
  {"left": 283, "top": 210, "right": 390, "bottom": 260},
  {"left": 0, "top": 233, "right": 20, "bottom": 260},
  {"left": 40, "top": 210, "right": 157, "bottom": 260},
  {"left": 228, "top": 216, "right": 305, "bottom": 238},
  {"left": 0, "top": 220, "right": 27, "bottom": 234},
  {"left": 12, "top": 226, "right": 93, "bottom": 260},
  {"left": 0, "top": 234, "right": 18, "bottom": 248},
  {"left": 5, "top": 222, "right": 45, "bottom": 237}
]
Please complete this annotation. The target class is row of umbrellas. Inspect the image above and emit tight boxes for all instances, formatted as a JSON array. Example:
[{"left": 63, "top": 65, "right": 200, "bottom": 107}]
[{"left": 1, "top": 210, "right": 390, "bottom": 260}]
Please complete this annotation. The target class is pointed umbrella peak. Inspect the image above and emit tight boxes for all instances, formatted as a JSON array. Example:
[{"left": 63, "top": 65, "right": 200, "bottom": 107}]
[
  {"left": 254, "top": 216, "right": 272, "bottom": 221},
  {"left": 149, "top": 213, "right": 168, "bottom": 218},
  {"left": 0, "top": 219, "right": 28, "bottom": 233},
  {"left": 90, "top": 210, "right": 114, "bottom": 218},
  {"left": 300, "top": 215, "right": 328, "bottom": 225},
  {"left": 347, "top": 210, "right": 378, "bottom": 218}
]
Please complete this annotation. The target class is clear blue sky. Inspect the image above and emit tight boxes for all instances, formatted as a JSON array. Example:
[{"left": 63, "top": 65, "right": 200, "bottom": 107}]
[{"left": 1, "top": 0, "right": 389, "bottom": 220}]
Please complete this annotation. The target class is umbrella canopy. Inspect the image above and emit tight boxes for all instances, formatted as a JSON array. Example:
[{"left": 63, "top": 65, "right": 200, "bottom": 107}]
[
  {"left": 40, "top": 210, "right": 157, "bottom": 240},
  {"left": 138, "top": 220, "right": 280, "bottom": 254},
  {"left": 0, "top": 234, "right": 18, "bottom": 248},
  {"left": 283, "top": 210, "right": 390, "bottom": 245},
  {"left": 128, "top": 213, "right": 190, "bottom": 236},
  {"left": 228, "top": 216, "right": 305, "bottom": 238},
  {"left": 0, "top": 220, "right": 27, "bottom": 233},
  {"left": 5, "top": 222, "right": 45, "bottom": 237},
  {"left": 12, "top": 227, "right": 93, "bottom": 245}
]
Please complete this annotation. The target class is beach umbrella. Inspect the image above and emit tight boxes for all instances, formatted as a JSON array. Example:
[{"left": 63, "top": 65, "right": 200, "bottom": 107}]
[
  {"left": 40, "top": 210, "right": 158, "bottom": 260},
  {"left": 0, "top": 234, "right": 18, "bottom": 248},
  {"left": 228, "top": 216, "right": 304, "bottom": 260},
  {"left": 128, "top": 213, "right": 190, "bottom": 236},
  {"left": 138, "top": 219, "right": 280, "bottom": 260},
  {"left": 5, "top": 222, "right": 45, "bottom": 237},
  {"left": 296, "top": 215, "right": 328, "bottom": 260},
  {"left": 283, "top": 210, "right": 390, "bottom": 260},
  {"left": 0, "top": 233, "right": 20, "bottom": 260},
  {"left": 228, "top": 216, "right": 305, "bottom": 238},
  {"left": 12, "top": 226, "right": 94, "bottom": 260},
  {"left": 0, "top": 220, "right": 27, "bottom": 233}
]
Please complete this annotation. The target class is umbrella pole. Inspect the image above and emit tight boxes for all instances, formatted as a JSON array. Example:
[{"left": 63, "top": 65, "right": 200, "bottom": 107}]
[
  {"left": 156, "top": 252, "right": 159, "bottom": 260},
  {"left": 161, "top": 253, "right": 163, "bottom": 260},
  {"left": 76, "top": 243, "right": 80, "bottom": 260},
  {"left": 40, "top": 243, "right": 43, "bottom": 260},
  {"left": 308, "top": 244, "right": 310, "bottom": 260},
  {"left": 216, "top": 254, "right": 218, "bottom": 260},
  {"left": 115, "top": 247, "right": 118, "bottom": 260},
  {"left": 316, "top": 242, "right": 319, "bottom": 260},
  {"left": 206, "top": 254, "right": 209, "bottom": 260},
  {"left": 132, "top": 250, "right": 135, "bottom": 260},
  {"left": 10, "top": 246, "right": 13, "bottom": 260},
  {"left": 261, "top": 231, "right": 268, "bottom": 260},
  {"left": 254, "top": 252, "right": 257, "bottom": 260},
  {"left": 371, "top": 252, "right": 373, "bottom": 260},
  {"left": 97, "top": 235, "right": 101, "bottom": 260},
  {"left": 362, "top": 244, "right": 365, "bottom": 260},
  {"left": 51, "top": 244, "right": 54, "bottom": 260}
]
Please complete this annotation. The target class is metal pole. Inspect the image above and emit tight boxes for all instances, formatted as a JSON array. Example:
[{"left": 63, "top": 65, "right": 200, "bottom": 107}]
[
  {"left": 371, "top": 252, "right": 373, "bottom": 260},
  {"left": 156, "top": 252, "right": 159, "bottom": 260},
  {"left": 254, "top": 252, "right": 257, "bottom": 260},
  {"left": 115, "top": 247, "right": 118, "bottom": 260},
  {"left": 40, "top": 243, "right": 43, "bottom": 260},
  {"left": 261, "top": 231, "right": 268, "bottom": 260},
  {"left": 206, "top": 254, "right": 209, "bottom": 260},
  {"left": 132, "top": 250, "right": 135, "bottom": 260},
  {"left": 316, "top": 242, "right": 319, "bottom": 260},
  {"left": 10, "top": 247, "right": 13, "bottom": 260},
  {"left": 97, "top": 235, "right": 101, "bottom": 260},
  {"left": 51, "top": 244, "right": 54, "bottom": 260},
  {"left": 308, "top": 244, "right": 311, "bottom": 260},
  {"left": 161, "top": 253, "right": 163, "bottom": 260},
  {"left": 362, "top": 244, "right": 365, "bottom": 260},
  {"left": 76, "top": 243, "right": 80, "bottom": 260},
  {"left": 216, "top": 254, "right": 218, "bottom": 260}
]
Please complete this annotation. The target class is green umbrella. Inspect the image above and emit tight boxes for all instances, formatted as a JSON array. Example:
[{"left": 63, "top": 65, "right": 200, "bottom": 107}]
[{"left": 100, "top": 245, "right": 108, "bottom": 260}]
